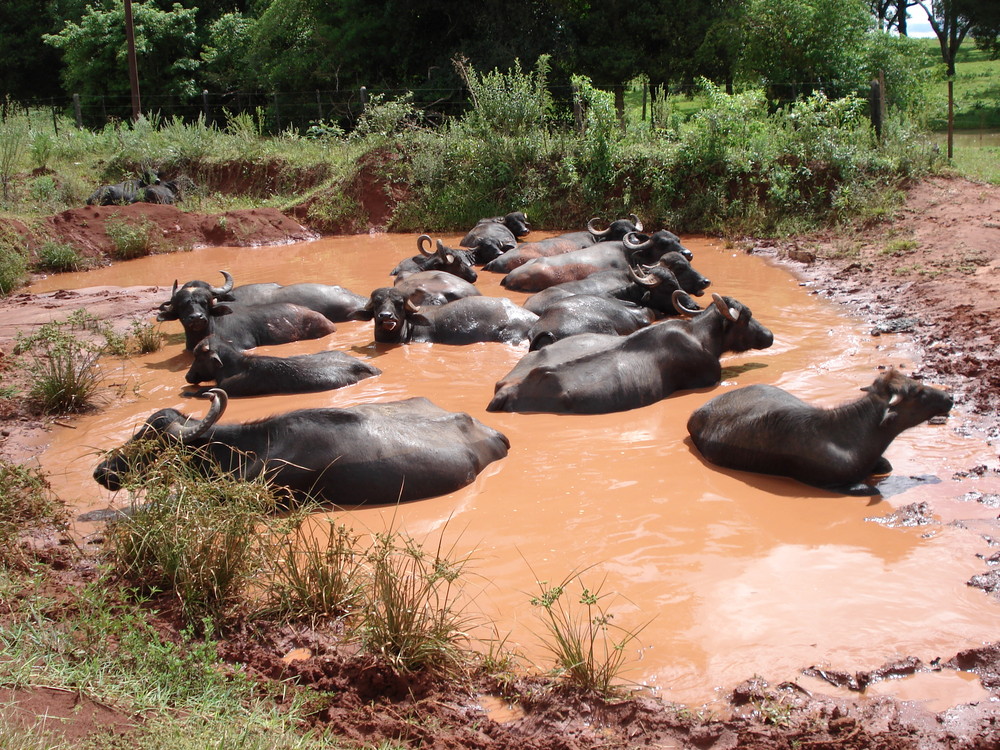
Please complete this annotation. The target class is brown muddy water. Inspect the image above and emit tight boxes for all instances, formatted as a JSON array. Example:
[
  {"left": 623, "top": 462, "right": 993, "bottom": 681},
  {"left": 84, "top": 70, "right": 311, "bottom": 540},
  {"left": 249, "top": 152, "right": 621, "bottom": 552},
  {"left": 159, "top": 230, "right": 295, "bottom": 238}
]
[{"left": 27, "top": 233, "right": 1000, "bottom": 711}]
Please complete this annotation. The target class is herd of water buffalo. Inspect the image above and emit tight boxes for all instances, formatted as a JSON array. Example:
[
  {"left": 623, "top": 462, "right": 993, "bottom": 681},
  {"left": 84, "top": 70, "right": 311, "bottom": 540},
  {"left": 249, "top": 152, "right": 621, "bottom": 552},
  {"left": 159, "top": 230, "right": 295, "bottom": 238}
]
[
  {"left": 87, "top": 175, "right": 181, "bottom": 206},
  {"left": 92, "top": 212, "right": 954, "bottom": 505}
]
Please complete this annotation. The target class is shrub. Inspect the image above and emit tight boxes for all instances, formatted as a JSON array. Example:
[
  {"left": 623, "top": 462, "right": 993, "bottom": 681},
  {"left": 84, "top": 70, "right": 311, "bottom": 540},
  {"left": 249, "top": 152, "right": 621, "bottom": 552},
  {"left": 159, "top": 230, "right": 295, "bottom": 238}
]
[
  {"left": 129, "top": 318, "right": 163, "bottom": 353},
  {"left": 359, "top": 522, "right": 478, "bottom": 672},
  {"left": 259, "top": 515, "right": 365, "bottom": 620},
  {"left": 14, "top": 315, "right": 104, "bottom": 413}
]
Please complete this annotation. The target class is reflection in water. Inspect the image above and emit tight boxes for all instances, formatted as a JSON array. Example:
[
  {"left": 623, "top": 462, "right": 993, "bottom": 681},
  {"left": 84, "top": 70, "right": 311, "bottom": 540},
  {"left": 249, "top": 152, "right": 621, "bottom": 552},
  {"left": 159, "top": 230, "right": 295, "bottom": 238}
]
[{"left": 28, "top": 233, "right": 1000, "bottom": 708}]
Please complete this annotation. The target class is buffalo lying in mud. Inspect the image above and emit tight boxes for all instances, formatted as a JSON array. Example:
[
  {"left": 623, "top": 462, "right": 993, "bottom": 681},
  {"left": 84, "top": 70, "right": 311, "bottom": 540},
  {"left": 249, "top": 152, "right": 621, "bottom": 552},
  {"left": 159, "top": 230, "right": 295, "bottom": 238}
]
[
  {"left": 93, "top": 389, "right": 510, "bottom": 505},
  {"left": 461, "top": 211, "right": 531, "bottom": 263},
  {"left": 184, "top": 336, "right": 381, "bottom": 396},
  {"left": 391, "top": 235, "right": 477, "bottom": 282},
  {"left": 487, "top": 292, "right": 774, "bottom": 414},
  {"left": 483, "top": 215, "right": 643, "bottom": 274},
  {"left": 686, "top": 368, "right": 954, "bottom": 495}
]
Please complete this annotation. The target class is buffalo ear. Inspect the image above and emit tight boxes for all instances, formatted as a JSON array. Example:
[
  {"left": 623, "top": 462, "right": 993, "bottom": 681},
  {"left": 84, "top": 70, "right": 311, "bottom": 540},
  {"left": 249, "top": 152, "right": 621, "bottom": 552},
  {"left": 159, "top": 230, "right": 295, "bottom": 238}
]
[
  {"left": 157, "top": 308, "right": 178, "bottom": 321},
  {"left": 210, "top": 302, "right": 233, "bottom": 317}
]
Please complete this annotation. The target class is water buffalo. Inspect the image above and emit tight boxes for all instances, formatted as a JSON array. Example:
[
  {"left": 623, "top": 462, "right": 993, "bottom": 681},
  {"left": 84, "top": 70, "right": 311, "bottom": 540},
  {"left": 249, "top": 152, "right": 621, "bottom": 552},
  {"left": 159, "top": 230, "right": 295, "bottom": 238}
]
[
  {"left": 523, "top": 253, "right": 710, "bottom": 316},
  {"left": 138, "top": 180, "right": 180, "bottom": 204},
  {"left": 86, "top": 177, "right": 152, "bottom": 206},
  {"left": 686, "top": 369, "right": 953, "bottom": 496},
  {"left": 184, "top": 336, "right": 381, "bottom": 396},
  {"left": 156, "top": 276, "right": 336, "bottom": 351},
  {"left": 482, "top": 215, "right": 643, "bottom": 274},
  {"left": 526, "top": 294, "right": 654, "bottom": 350},
  {"left": 391, "top": 234, "right": 477, "bottom": 282},
  {"left": 487, "top": 292, "right": 774, "bottom": 414},
  {"left": 392, "top": 270, "right": 481, "bottom": 306},
  {"left": 366, "top": 286, "right": 519, "bottom": 344},
  {"left": 406, "top": 296, "right": 539, "bottom": 346},
  {"left": 500, "top": 230, "right": 693, "bottom": 292},
  {"left": 461, "top": 211, "right": 531, "bottom": 263},
  {"left": 218, "top": 272, "right": 370, "bottom": 322},
  {"left": 93, "top": 389, "right": 510, "bottom": 505}
]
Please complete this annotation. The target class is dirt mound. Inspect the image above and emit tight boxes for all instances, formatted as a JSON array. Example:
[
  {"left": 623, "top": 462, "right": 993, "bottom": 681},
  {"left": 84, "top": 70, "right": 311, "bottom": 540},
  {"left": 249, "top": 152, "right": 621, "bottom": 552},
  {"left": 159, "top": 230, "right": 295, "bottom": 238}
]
[{"left": 2, "top": 203, "right": 318, "bottom": 263}]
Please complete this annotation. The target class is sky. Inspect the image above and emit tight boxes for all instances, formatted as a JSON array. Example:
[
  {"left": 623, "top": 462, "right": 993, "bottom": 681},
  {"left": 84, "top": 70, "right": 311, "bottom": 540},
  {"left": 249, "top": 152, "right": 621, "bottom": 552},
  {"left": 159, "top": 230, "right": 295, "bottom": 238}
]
[{"left": 906, "top": 5, "right": 935, "bottom": 38}]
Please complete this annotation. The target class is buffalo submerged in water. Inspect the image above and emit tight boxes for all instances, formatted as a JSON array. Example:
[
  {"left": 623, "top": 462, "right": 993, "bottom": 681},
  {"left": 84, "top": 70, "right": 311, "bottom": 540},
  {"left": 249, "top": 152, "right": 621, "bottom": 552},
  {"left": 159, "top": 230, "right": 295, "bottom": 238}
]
[{"left": 93, "top": 389, "right": 510, "bottom": 505}]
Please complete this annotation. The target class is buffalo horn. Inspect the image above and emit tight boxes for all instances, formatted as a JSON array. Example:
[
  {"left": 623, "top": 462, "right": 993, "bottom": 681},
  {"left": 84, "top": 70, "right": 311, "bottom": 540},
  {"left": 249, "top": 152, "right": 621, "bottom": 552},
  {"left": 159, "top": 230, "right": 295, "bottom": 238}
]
[
  {"left": 624, "top": 232, "right": 650, "bottom": 251},
  {"left": 629, "top": 213, "right": 643, "bottom": 232},
  {"left": 587, "top": 217, "right": 610, "bottom": 237},
  {"left": 405, "top": 298, "right": 421, "bottom": 314},
  {"left": 711, "top": 293, "right": 740, "bottom": 322},
  {"left": 671, "top": 289, "right": 701, "bottom": 317},
  {"left": 627, "top": 264, "right": 660, "bottom": 288},
  {"left": 209, "top": 270, "right": 235, "bottom": 297},
  {"left": 435, "top": 239, "right": 451, "bottom": 258},
  {"left": 417, "top": 234, "right": 434, "bottom": 256},
  {"left": 166, "top": 388, "right": 228, "bottom": 442},
  {"left": 159, "top": 279, "right": 179, "bottom": 313}
]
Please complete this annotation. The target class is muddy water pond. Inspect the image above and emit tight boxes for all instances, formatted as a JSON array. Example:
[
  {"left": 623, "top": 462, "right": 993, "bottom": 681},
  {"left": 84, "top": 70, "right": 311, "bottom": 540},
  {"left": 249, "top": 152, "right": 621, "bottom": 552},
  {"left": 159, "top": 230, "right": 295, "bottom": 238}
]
[{"left": 29, "top": 233, "right": 1000, "bottom": 710}]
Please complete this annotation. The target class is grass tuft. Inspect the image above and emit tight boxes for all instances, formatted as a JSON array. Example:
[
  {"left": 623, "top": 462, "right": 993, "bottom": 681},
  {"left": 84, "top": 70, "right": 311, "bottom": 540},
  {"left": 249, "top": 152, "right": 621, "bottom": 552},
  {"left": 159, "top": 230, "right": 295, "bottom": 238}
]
[{"left": 529, "top": 567, "right": 649, "bottom": 697}]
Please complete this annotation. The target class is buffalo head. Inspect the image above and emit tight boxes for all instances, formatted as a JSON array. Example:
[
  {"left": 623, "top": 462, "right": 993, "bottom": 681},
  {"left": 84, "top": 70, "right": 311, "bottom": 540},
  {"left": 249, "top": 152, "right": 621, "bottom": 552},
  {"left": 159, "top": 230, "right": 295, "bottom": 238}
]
[
  {"left": 94, "top": 389, "right": 228, "bottom": 491},
  {"left": 157, "top": 271, "right": 236, "bottom": 348}
]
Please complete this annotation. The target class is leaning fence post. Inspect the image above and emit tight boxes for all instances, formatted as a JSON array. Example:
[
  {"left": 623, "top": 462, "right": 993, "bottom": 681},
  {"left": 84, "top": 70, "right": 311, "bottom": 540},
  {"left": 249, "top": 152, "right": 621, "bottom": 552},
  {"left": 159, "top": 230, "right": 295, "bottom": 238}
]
[
  {"left": 73, "top": 93, "right": 83, "bottom": 129},
  {"left": 52, "top": 104, "right": 59, "bottom": 135},
  {"left": 869, "top": 72, "right": 885, "bottom": 144},
  {"left": 272, "top": 92, "right": 281, "bottom": 132},
  {"left": 201, "top": 89, "right": 211, "bottom": 125},
  {"left": 316, "top": 89, "right": 323, "bottom": 120}
]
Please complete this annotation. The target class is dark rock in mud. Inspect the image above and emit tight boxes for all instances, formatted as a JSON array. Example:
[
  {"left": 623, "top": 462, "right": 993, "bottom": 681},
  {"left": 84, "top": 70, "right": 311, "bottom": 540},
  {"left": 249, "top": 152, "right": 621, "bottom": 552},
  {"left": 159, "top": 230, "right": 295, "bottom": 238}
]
[
  {"left": 804, "top": 656, "right": 924, "bottom": 691},
  {"left": 968, "top": 569, "right": 1000, "bottom": 597},
  {"left": 866, "top": 501, "right": 935, "bottom": 527}
]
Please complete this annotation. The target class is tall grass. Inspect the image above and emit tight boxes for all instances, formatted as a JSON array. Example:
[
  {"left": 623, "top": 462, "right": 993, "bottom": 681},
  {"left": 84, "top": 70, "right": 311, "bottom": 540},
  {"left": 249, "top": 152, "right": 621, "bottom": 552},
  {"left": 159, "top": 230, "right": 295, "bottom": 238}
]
[{"left": 103, "top": 442, "right": 280, "bottom": 626}]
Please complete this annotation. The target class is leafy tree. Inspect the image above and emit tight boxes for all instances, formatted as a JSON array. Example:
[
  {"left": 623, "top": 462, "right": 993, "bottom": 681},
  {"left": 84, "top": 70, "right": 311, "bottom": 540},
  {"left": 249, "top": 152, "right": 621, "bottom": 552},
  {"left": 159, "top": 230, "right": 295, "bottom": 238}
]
[
  {"left": 0, "top": 0, "right": 87, "bottom": 99},
  {"left": 44, "top": 1, "right": 201, "bottom": 112},
  {"left": 738, "top": 0, "right": 875, "bottom": 100}
]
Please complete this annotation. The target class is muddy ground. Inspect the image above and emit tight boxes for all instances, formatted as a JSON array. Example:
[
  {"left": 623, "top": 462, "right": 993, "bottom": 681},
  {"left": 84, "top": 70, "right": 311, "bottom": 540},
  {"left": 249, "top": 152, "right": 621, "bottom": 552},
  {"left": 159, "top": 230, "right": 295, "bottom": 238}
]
[{"left": 1, "top": 176, "right": 1000, "bottom": 748}]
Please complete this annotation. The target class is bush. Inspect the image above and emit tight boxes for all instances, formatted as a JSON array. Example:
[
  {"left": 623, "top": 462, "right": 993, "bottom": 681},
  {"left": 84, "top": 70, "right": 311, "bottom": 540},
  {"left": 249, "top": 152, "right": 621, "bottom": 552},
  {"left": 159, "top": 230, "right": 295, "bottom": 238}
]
[{"left": 530, "top": 568, "right": 648, "bottom": 697}]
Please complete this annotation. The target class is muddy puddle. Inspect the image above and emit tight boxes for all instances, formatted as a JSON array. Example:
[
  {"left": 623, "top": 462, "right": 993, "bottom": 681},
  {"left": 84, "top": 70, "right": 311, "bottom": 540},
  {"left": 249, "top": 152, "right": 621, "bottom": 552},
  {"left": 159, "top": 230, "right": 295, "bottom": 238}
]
[{"left": 27, "top": 232, "right": 1000, "bottom": 709}]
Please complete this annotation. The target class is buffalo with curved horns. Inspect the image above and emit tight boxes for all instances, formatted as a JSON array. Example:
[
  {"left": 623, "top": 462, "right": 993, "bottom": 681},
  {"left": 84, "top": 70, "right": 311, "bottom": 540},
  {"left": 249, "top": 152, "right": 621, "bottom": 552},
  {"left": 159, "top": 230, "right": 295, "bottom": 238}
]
[
  {"left": 156, "top": 272, "right": 336, "bottom": 351},
  {"left": 487, "top": 292, "right": 773, "bottom": 414},
  {"left": 461, "top": 211, "right": 531, "bottom": 264},
  {"left": 483, "top": 215, "right": 643, "bottom": 274},
  {"left": 686, "top": 369, "right": 953, "bottom": 496},
  {"left": 212, "top": 271, "right": 370, "bottom": 322},
  {"left": 93, "top": 389, "right": 510, "bottom": 505},
  {"left": 391, "top": 234, "right": 477, "bottom": 282},
  {"left": 184, "top": 335, "right": 381, "bottom": 397},
  {"left": 500, "top": 230, "right": 692, "bottom": 293}
]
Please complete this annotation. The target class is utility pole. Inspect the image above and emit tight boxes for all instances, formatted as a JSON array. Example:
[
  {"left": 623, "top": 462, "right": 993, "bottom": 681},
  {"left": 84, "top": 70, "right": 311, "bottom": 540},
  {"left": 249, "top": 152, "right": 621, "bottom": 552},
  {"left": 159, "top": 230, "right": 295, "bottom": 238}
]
[{"left": 124, "top": 0, "right": 141, "bottom": 120}]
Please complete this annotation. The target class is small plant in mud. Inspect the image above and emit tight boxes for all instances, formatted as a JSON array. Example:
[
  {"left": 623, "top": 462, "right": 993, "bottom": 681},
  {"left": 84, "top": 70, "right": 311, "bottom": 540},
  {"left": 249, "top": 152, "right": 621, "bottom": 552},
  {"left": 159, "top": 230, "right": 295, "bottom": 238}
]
[
  {"left": 0, "top": 460, "right": 67, "bottom": 569},
  {"left": 129, "top": 317, "right": 163, "bottom": 353},
  {"left": 102, "top": 442, "right": 283, "bottom": 627},
  {"left": 529, "top": 567, "right": 649, "bottom": 697},
  {"left": 358, "top": 521, "right": 479, "bottom": 672},
  {"left": 14, "top": 315, "right": 104, "bottom": 414},
  {"left": 106, "top": 214, "right": 158, "bottom": 260}
]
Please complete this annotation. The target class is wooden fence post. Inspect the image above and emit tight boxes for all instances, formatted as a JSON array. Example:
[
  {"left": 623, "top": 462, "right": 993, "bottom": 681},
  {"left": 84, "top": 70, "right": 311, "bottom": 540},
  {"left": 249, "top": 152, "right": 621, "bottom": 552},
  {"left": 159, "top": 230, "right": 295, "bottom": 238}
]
[{"left": 73, "top": 93, "right": 83, "bottom": 129}]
